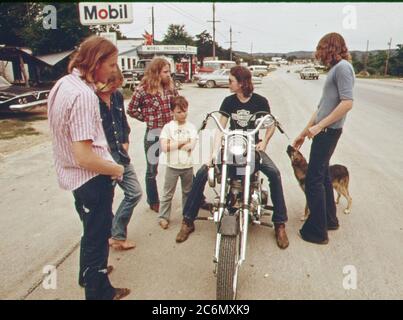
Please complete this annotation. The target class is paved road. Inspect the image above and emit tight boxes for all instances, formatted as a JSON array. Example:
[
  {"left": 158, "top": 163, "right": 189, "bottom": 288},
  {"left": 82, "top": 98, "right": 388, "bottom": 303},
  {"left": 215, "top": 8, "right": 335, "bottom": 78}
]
[{"left": 1, "top": 66, "right": 403, "bottom": 299}]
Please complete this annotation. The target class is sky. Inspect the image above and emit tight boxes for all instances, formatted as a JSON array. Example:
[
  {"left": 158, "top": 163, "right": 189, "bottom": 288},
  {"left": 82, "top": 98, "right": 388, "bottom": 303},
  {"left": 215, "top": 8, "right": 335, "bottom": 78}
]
[{"left": 119, "top": 2, "right": 403, "bottom": 53}]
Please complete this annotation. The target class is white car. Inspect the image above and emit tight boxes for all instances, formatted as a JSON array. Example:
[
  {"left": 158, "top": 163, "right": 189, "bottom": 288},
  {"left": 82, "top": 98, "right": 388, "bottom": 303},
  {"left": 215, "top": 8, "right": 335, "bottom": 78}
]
[
  {"left": 300, "top": 67, "right": 319, "bottom": 80},
  {"left": 197, "top": 69, "right": 262, "bottom": 88}
]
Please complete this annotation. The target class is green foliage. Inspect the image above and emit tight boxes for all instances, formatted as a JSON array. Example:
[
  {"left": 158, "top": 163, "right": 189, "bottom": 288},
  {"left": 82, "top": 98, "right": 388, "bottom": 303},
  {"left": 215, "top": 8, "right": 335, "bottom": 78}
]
[
  {"left": 0, "top": 3, "right": 94, "bottom": 55},
  {"left": 389, "top": 44, "right": 403, "bottom": 76},
  {"left": 194, "top": 30, "right": 230, "bottom": 64},
  {"left": 161, "top": 24, "right": 195, "bottom": 46},
  {"left": 352, "top": 46, "right": 403, "bottom": 76}
]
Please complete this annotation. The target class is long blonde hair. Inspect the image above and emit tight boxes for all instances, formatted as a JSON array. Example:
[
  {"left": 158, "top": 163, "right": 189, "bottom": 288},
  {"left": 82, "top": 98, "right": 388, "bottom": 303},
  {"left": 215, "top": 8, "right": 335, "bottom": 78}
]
[
  {"left": 140, "top": 57, "right": 174, "bottom": 95},
  {"left": 68, "top": 35, "right": 118, "bottom": 83}
]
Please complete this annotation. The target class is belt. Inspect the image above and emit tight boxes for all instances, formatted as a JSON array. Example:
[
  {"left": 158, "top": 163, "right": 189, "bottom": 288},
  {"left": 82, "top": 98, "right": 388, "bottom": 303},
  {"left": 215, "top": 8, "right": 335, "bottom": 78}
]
[{"left": 321, "top": 127, "right": 342, "bottom": 133}]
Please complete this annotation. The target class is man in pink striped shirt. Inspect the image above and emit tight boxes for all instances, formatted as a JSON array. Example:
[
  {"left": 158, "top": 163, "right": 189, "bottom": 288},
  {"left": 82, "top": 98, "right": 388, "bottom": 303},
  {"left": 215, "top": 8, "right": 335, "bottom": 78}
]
[{"left": 48, "top": 36, "right": 130, "bottom": 300}]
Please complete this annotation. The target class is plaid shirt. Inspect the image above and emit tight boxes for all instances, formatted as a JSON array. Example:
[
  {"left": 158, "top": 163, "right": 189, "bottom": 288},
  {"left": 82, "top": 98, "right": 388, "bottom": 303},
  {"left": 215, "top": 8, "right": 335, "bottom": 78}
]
[{"left": 127, "top": 85, "right": 178, "bottom": 129}]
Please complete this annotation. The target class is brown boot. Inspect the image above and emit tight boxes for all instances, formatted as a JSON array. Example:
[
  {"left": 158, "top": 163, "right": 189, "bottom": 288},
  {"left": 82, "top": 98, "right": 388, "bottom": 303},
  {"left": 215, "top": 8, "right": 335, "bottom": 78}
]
[
  {"left": 176, "top": 219, "right": 195, "bottom": 243},
  {"left": 274, "top": 223, "right": 289, "bottom": 249}
]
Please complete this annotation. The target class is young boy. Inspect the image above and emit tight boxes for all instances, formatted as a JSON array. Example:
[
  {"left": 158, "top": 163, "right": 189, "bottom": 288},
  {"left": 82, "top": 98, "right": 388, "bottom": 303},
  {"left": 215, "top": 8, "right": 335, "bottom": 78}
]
[{"left": 158, "top": 96, "right": 197, "bottom": 229}]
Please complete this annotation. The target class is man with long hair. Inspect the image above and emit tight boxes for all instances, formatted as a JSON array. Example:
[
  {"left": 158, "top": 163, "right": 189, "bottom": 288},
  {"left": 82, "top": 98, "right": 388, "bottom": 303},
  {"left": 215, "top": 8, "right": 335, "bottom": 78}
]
[
  {"left": 293, "top": 32, "right": 355, "bottom": 244},
  {"left": 127, "top": 58, "right": 177, "bottom": 213},
  {"left": 96, "top": 69, "right": 142, "bottom": 251},
  {"left": 48, "top": 36, "right": 130, "bottom": 300},
  {"left": 176, "top": 66, "right": 289, "bottom": 249}
]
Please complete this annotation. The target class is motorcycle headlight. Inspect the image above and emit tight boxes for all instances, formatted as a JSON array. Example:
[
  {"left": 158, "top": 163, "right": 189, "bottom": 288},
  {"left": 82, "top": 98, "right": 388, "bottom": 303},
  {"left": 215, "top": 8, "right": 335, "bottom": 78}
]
[{"left": 228, "top": 136, "right": 247, "bottom": 157}]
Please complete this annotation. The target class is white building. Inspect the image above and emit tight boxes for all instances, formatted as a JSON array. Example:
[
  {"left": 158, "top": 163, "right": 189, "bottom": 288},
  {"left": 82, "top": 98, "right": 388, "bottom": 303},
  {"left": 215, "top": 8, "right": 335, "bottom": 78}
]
[{"left": 116, "top": 38, "right": 143, "bottom": 71}]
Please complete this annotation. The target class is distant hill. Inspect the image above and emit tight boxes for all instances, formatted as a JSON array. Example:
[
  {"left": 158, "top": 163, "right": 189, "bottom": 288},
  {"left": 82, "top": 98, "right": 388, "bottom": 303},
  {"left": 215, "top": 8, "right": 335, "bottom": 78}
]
[{"left": 233, "top": 49, "right": 395, "bottom": 61}]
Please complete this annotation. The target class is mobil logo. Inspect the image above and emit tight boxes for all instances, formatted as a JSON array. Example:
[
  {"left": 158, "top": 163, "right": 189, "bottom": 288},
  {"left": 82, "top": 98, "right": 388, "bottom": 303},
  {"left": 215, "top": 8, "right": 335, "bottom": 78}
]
[{"left": 78, "top": 2, "right": 133, "bottom": 25}]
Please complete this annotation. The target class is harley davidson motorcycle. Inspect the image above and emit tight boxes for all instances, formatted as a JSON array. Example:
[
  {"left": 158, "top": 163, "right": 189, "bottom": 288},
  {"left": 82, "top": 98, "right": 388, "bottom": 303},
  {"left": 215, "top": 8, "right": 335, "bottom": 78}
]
[{"left": 198, "top": 110, "right": 285, "bottom": 300}]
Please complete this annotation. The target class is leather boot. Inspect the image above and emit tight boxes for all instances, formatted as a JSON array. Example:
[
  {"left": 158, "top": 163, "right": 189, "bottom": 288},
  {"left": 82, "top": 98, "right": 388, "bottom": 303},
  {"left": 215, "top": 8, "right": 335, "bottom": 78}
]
[
  {"left": 176, "top": 219, "right": 195, "bottom": 243},
  {"left": 274, "top": 223, "right": 289, "bottom": 249}
]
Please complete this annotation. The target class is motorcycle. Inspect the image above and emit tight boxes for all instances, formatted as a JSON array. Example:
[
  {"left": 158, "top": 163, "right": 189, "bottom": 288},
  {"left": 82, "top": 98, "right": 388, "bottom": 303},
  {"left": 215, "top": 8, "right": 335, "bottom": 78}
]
[{"left": 198, "top": 110, "right": 285, "bottom": 300}]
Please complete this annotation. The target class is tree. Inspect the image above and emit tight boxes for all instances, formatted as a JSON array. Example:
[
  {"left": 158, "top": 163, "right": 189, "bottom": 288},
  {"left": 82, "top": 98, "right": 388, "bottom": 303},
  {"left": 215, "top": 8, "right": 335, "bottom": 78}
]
[
  {"left": 161, "top": 24, "right": 194, "bottom": 46},
  {"left": 195, "top": 30, "right": 213, "bottom": 64},
  {"left": 389, "top": 44, "right": 403, "bottom": 76},
  {"left": 0, "top": 3, "right": 42, "bottom": 47},
  {"left": 194, "top": 30, "right": 230, "bottom": 64},
  {"left": 26, "top": 2, "right": 94, "bottom": 55},
  {"left": 0, "top": 3, "right": 94, "bottom": 54}
]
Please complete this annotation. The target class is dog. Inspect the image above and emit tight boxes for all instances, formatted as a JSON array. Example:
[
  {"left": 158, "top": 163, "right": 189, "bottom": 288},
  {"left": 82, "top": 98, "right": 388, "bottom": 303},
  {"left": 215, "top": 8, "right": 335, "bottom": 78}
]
[{"left": 286, "top": 145, "right": 352, "bottom": 221}]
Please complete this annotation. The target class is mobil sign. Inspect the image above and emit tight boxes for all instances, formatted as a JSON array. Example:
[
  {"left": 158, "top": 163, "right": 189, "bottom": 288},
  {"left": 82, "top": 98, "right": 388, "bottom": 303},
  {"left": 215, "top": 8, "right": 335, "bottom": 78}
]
[{"left": 78, "top": 2, "right": 133, "bottom": 25}]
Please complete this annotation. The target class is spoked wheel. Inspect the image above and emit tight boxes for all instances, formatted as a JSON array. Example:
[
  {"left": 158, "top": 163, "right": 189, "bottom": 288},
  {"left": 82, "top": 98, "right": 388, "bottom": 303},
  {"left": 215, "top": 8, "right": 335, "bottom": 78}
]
[
  {"left": 216, "top": 234, "right": 241, "bottom": 300},
  {"left": 174, "top": 79, "right": 182, "bottom": 89}
]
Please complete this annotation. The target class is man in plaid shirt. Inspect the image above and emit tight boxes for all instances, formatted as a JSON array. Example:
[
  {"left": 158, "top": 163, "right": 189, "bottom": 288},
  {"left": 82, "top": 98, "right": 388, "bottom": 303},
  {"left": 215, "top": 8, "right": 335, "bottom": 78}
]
[{"left": 127, "top": 58, "right": 178, "bottom": 213}]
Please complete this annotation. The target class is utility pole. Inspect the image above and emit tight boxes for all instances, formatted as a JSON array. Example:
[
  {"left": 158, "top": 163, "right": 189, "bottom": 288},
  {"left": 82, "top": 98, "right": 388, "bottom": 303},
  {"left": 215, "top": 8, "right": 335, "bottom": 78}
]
[
  {"left": 384, "top": 38, "right": 392, "bottom": 76},
  {"left": 207, "top": 2, "right": 220, "bottom": 59},
  {"left": 225, "top": 26, "right": 238, "bottom": 61},
  {"left": 151, "top": 6, "right": 155, "bottom": 45},
  {"left": 364, "top": 40, "right": 369, "bottom": 72}
]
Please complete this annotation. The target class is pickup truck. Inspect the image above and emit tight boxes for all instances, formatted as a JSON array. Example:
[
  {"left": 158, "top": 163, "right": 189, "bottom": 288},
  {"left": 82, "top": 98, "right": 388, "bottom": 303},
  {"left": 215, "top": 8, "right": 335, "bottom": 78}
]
[{"left": 122, "top": 59, "right": 186, "bottom": 91}]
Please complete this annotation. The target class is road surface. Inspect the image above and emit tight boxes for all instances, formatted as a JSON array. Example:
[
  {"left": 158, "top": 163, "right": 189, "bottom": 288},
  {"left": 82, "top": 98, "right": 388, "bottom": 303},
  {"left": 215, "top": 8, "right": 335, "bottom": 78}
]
[{"left": 1, "top": 66, "right": 402, "bottom": 300}]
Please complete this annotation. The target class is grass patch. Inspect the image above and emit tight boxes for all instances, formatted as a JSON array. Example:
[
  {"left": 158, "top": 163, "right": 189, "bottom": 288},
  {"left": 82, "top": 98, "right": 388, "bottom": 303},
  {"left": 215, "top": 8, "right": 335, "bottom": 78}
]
[{"left": 0, "top": 120, "right": 41, "bottom": 140}]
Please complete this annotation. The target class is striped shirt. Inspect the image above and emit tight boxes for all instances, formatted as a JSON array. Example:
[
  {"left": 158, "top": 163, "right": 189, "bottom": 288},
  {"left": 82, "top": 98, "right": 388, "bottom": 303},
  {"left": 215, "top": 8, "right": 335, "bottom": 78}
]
[{"left": 47, "top": 68, "right": 115, "bottom": 191}]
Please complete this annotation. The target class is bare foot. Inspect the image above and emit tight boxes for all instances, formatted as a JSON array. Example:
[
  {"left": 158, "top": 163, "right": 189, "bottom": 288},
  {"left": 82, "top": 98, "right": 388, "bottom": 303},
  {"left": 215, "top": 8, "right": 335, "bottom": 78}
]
[{"left": 110, "top": 239, "right": 136, "bottom": 250}]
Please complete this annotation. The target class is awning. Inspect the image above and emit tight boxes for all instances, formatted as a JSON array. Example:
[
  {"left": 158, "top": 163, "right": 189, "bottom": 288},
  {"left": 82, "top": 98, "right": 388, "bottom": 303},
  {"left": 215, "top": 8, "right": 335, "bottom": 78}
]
[
  {"left": 36, "top": 50, "right": 75, "bottom": 66},
  {"left": 0, "top": 46, "right": 49, "bottom": 66}
]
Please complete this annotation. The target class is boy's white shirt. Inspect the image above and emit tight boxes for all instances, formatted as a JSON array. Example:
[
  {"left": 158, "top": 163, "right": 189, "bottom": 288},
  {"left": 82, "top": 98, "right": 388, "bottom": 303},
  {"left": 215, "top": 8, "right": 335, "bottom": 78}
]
[{"left": 160, "top": 120, "right": 198, "bottom": 169}]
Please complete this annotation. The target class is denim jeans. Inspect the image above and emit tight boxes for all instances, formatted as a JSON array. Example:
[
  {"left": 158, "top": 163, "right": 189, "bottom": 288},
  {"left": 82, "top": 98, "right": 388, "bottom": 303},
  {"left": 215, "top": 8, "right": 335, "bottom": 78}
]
[
  {"left": 144, "top": 128, "right": 162, "bottom": 205},
  {"left": 258, "top": 151, "right": 288, "bottom": 224},
  {"left": 111, "top": 163, "right": 142, "bottom": 240},
  {"left": 300, "top": 129, "right": 342, "bottom": 242},
  {"left": 158, "top": 166, "right": 193, "bottom": 221},
  {"left": 183, "top": 151, "right": 287, "bottom": 224},
  {"left": 73, "top": 175, "right": 116, "bottom": 300}
]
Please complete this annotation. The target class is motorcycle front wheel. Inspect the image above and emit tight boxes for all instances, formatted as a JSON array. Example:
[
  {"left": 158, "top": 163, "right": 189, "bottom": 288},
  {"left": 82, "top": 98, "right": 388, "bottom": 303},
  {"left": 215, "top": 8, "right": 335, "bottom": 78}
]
[{"left": 216, "top": 234, "right": 241, "bottom": 300}]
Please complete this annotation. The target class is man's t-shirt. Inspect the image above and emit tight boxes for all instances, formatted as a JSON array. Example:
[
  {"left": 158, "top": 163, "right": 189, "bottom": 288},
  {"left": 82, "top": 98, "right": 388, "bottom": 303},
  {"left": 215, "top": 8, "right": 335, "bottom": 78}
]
[
  {"left": 160, "top": 120, "right": 198, "bottom": 169},
  {"left": 316, "top": 59, "right": 355, "bottom": 129},
  {"left": 219, "top": 93, "right": 271, "bottom": 142}
]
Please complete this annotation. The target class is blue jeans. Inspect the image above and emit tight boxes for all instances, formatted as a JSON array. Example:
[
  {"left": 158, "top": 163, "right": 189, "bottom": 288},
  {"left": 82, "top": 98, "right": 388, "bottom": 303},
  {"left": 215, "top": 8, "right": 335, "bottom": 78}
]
[
  {"left": 183, "top": 151, "right": 287, "bottom": 224},
  {"left": 111, "top": 163, "right": 142, "bottom": 240},
  {"left": 300, "top": 128, "right": 342, "bottom": 242},
  {"left": 73, "top": 175, "right": 116, "bottom": 300},
  {"left": 259, "top": 151, "right": 288, "bottom": 224},
  {"left": 144, "top": 128, "right": 162, "bottom": 205}
]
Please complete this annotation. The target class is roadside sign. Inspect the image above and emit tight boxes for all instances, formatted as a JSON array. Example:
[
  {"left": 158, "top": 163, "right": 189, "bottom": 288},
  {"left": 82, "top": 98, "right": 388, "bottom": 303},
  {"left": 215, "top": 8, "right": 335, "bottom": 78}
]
[
  {"left": 78, "top": 2, "right": 133, "bottom": 26},
  {"left": 100, "top": 32, "right": 117, "bottom": 46},
  {"left": 137, "top": 45, "right": 197, "bottom": 55}
]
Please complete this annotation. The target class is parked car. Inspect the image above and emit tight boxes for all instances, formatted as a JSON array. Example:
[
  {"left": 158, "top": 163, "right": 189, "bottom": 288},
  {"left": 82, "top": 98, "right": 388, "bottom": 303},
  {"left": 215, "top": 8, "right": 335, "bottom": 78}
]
[
  {"left": 248, "top": 65, "right": 268, "bottom": 77},
  {"left": 197, "top": 69, "right": 262, "bottom": 88},
  {"left": 300, "top": 67, "right": 319, "bottom": 80},
  {"left": 122, "top": 70, "right": 139, "bottom": 90},
  {"left": 0, "top": 76, "right": 51, "bottom": 113},
  {"left": 172, "top": 73, "right": 186, "bottom": 90}
]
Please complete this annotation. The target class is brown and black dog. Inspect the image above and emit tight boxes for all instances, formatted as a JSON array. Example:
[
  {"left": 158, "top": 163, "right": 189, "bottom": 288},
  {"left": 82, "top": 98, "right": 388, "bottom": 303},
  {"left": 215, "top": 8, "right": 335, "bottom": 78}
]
[{"left": 286, "top": 145, "right": 352, "bottom": 221}]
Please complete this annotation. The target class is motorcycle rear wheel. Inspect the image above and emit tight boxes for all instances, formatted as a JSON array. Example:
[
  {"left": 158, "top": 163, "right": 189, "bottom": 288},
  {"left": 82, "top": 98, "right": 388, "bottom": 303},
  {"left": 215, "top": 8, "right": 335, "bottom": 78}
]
[{"left": 216, "top": 234, "right": 240, "bottom": 300}]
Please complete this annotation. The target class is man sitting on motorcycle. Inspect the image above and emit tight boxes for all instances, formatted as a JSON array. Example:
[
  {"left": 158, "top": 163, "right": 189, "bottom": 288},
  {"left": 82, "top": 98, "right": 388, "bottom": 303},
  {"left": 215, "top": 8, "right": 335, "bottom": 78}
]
[{"left": 176, "top": 66, "right": 289, "bottom": 249}]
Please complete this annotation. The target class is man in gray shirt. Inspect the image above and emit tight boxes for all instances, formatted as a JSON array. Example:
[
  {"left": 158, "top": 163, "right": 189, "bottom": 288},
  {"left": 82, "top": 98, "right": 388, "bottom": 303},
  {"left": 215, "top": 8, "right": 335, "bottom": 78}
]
[{"left": 293, "top": 33, "right": 355, "bottom": 244}]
